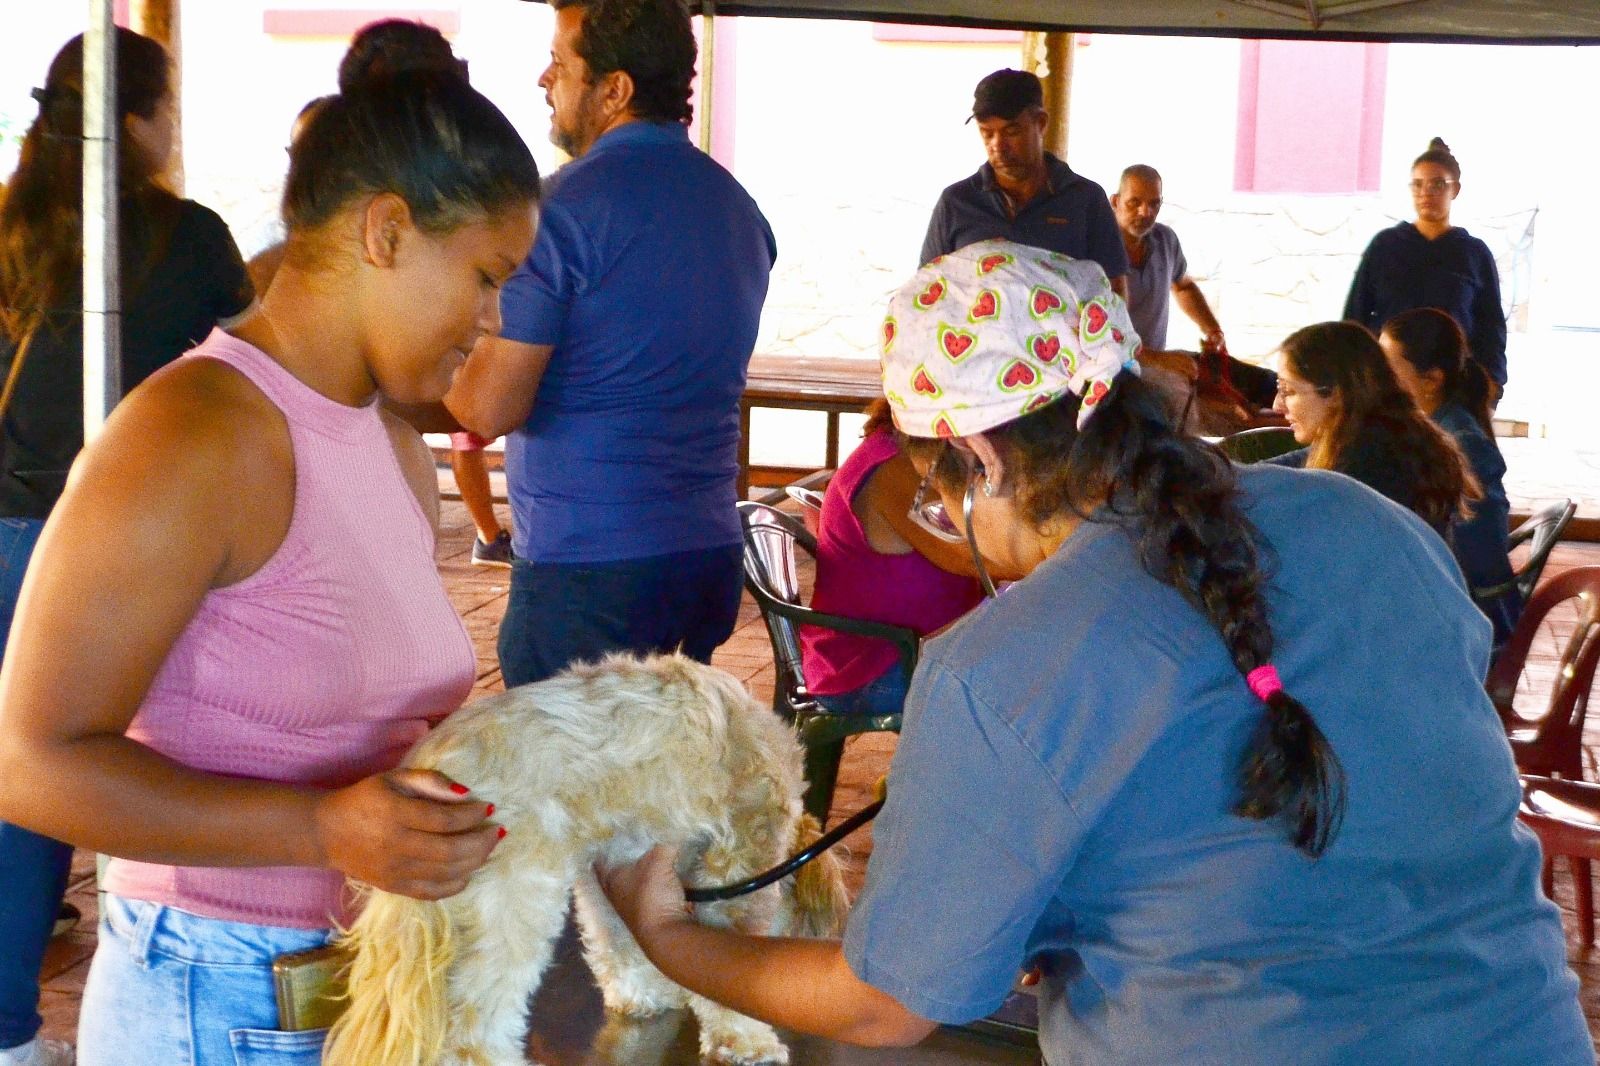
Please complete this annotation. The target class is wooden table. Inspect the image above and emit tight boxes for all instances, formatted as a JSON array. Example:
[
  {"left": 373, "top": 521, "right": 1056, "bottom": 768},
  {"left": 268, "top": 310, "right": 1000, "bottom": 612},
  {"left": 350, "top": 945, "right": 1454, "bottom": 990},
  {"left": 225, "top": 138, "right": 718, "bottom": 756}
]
[{"left": 740, "top": 354, "right": 882, "bottom": 499}]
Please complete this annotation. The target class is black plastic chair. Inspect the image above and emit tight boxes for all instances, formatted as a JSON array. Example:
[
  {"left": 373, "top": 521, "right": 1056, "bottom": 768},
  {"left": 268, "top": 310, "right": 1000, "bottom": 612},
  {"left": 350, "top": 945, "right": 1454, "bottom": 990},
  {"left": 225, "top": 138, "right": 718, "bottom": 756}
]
[
  {"left": 736, "top": 501, "right": 912, "bottom": 825},
  {"left": 1473, "top": 498, "right": 1576, "bottom": 605},
  {"left": 1216, "top": 425, "right": 1300, "bottom": 464}
]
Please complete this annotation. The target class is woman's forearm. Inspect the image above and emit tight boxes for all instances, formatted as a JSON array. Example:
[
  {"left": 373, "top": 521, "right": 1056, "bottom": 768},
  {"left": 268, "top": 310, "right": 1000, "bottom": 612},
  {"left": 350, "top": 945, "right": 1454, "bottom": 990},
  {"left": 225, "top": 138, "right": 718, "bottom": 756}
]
[
  {"left": 632, "top": 919, "right": 936, "bottom": 1047},
  {"left": 0, "top": 731, "right": 324, "bottom": 867}
]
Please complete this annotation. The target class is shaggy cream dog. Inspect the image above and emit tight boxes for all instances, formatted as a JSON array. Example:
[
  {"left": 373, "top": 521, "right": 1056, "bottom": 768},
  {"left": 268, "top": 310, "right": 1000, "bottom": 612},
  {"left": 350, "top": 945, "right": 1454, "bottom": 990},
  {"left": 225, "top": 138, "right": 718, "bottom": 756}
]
[{"left": 323, "top": 653, "right": 849, "bottom": 1066}]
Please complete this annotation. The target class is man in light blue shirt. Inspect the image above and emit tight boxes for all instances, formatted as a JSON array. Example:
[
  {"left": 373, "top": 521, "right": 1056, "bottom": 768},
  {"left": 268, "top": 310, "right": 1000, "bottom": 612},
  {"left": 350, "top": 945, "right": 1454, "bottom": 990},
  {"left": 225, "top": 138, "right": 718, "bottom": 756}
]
[{"left": 448, "top": 0, "right": 776, "bottom": 686}]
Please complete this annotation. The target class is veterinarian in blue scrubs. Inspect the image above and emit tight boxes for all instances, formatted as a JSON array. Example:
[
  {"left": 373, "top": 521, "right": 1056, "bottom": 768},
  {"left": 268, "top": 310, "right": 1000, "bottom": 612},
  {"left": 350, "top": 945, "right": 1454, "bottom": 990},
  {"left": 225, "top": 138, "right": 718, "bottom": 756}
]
[{"left": 599, "top": 239, "right": 1591, "bottom": 1065}]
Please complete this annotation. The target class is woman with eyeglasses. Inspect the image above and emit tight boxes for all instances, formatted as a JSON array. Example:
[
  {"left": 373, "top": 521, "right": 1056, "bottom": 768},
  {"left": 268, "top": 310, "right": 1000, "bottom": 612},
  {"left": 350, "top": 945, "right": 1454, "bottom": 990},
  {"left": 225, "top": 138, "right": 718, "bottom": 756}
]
[
  {"left": 594, "top": 239, "right": 1588, "bottom": 1065},
  {"left": 1270, "top": 320, "right": 1478, "bottom": 537},
  {"left": 798, "top": 398, "right": 985, "bottom": 718},
  {"left": 1343, "top": 138, "right": 1508, "bottom": 397},
  {"left": 1379, "top": 307, "right": 1521, "bottom": 645}
]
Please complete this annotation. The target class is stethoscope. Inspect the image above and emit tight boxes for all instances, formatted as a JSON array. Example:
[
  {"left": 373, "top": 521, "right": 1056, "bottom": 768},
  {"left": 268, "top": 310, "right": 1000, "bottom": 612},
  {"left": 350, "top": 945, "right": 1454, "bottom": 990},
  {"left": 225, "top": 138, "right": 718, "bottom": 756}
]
[{"left": 688, "top": 457, "right": 1001, "bottom": 901}]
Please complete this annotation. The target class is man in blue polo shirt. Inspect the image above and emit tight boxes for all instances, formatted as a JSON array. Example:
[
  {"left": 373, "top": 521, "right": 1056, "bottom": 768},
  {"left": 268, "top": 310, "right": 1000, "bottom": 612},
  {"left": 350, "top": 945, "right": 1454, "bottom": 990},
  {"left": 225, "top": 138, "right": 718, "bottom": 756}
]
[
  {"left": 447, "top": 0, "right": 776, "bottom": 686},
  {"left": 920, "top": 69, "right": 1128, "bottom": 295}
]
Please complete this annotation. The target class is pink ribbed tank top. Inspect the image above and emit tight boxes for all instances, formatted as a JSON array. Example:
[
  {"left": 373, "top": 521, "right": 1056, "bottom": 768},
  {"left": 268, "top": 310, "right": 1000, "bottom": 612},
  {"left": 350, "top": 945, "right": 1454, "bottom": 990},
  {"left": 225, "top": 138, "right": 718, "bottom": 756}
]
[{"left": 103, "top": 329, "right": 476, "bottom": 929}]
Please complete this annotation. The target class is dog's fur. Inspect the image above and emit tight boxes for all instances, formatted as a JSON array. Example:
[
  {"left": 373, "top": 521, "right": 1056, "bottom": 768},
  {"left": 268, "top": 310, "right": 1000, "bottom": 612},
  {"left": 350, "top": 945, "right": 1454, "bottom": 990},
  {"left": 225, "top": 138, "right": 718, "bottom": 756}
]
[{"left": 323, "top": 653, "right": 849, "bottom": 1066}]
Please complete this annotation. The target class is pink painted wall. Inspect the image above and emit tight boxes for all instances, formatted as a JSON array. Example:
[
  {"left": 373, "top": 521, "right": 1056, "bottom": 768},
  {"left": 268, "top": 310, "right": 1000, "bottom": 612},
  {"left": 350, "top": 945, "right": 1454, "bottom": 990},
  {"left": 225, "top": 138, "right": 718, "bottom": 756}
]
[
  {"left": 1235, "top": 39, "right": 1386, "bottom": 194},
  {"left": 690, "top": 16, "right": 739, "bottom": 169}
]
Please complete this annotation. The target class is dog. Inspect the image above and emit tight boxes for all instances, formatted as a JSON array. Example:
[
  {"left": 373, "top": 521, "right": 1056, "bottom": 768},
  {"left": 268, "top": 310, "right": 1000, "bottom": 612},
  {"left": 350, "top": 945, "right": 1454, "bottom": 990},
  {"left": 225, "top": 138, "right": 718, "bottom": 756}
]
[{"left": 323, "top": 653, "right": 850, "bottom": 1066}]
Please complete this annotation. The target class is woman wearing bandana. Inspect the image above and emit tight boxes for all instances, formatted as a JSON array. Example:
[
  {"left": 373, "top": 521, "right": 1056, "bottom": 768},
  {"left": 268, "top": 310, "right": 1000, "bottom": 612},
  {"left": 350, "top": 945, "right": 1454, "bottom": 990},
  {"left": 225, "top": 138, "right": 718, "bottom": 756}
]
[{"left": 597, "top": 240, "right": 1588, "bottom": 1065}]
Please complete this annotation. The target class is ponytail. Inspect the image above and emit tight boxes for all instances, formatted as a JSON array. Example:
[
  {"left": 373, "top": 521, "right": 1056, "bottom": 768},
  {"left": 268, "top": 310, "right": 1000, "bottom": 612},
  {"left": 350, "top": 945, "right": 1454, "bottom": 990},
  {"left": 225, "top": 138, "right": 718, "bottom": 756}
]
[
  {"left": 995, "top": 373, "right": 1348, "bottom": 855},
  {"left": 1455, "top": 359, "right": 1495, "bottom": 438},
  {"left": 1381, "top": 307, "right": 1493, "bottom": 437}
]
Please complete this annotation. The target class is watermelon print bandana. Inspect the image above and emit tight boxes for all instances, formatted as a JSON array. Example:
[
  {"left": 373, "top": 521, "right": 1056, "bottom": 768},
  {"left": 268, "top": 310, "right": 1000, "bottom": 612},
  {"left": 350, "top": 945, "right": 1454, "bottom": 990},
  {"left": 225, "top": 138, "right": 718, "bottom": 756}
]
[{"left": 881, "top": 239, "right": 1143, "bottom": 438}]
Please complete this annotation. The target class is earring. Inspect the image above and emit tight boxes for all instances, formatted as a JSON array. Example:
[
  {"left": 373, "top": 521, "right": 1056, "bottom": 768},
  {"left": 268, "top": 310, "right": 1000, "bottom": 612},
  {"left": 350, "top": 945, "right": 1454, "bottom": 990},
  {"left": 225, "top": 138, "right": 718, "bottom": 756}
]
[{"left": 982, "top": 475, "right": 997, "bottom": 498}]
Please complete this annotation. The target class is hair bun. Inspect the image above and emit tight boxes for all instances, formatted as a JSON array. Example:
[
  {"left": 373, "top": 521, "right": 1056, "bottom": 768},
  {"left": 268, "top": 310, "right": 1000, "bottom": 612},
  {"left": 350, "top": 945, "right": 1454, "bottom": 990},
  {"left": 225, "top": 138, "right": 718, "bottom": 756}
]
[{"left": 1428, "top": 137, "right": 1451, "bottom": 153}]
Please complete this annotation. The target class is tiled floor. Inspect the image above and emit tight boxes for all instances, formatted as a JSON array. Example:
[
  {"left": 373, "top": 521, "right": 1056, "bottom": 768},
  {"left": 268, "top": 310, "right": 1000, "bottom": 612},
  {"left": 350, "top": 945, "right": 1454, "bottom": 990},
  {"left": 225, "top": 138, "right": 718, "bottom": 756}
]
[{"left": 33, "top": 499, "right": 1600, "bottom": 1056}]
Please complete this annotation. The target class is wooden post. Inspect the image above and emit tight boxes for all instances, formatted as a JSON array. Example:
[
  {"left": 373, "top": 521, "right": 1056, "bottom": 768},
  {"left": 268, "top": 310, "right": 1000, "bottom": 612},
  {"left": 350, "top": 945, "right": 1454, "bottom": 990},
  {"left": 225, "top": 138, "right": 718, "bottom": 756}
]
[
  {"left": 1021, "top": 30, "right": 1074, "bottom": 159},
  {"left": 697, "top": 0, "right": 716, "bottom": 155},
  {"left": 132, "top": 0, "right": 183, "bottom": 193}
]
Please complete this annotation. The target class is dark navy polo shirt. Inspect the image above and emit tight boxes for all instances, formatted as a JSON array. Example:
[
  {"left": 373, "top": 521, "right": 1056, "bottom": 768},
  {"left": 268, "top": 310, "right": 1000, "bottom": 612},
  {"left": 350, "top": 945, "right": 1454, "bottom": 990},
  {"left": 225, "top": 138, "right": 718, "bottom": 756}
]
[
  {"left": 919, "top": 154, "right": 1129, "bottom": 281},
  {"left": 497, "top": 121, "right": 776, "bottom": 563}
]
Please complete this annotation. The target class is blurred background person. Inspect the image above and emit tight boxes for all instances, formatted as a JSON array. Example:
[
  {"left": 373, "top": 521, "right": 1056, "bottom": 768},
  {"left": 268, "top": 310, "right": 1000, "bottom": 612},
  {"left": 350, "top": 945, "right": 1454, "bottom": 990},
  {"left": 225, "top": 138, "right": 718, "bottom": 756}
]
[
  {"left": 1112, "top": 163, "right": 1278, "bottom": 414},
  {"left": 800, "top": 400, "right": 985, "bottom": 717},
  {"left": 1271, "top": 320, "right": 1478, "bottom": 538},
  {"left": 0, "top": 28, "right": 253, "bottom": 1066},
  {"left": 1344, "top": 138, "right": 1507, "bottom": 399},
  {"left": 1380, "top": 307, "right": 1521, "bottom": 646}
]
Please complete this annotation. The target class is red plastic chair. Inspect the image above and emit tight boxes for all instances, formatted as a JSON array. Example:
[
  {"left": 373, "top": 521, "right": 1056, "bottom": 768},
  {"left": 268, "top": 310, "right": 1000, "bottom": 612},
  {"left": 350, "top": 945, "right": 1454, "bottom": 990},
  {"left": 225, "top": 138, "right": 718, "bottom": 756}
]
[
  {"left": 1518, "top": 775, "right": 1600, "bottom": 946},
  {"left": 1486, "top": 566, "right": 1600, "bottom": 779}
]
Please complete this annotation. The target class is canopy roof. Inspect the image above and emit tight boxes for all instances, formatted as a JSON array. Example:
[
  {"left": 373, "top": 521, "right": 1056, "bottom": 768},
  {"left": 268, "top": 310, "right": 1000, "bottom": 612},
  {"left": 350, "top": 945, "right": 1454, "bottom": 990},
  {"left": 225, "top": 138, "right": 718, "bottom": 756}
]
[{"left": 674, "top": 0, "right": 1600, "bottom": 44}]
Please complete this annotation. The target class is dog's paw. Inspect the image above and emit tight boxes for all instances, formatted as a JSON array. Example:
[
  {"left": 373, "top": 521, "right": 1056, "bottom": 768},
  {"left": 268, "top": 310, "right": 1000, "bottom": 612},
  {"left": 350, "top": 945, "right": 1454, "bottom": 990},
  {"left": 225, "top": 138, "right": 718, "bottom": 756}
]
[{"left": 700, "top": 1029, "right": 790, "bottom": 1066}]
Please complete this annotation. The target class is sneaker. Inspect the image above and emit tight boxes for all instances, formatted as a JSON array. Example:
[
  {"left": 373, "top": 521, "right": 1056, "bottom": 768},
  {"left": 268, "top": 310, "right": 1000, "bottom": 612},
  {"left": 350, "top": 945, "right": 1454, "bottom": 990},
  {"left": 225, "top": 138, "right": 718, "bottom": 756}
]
[
  {"left": 471, "top": 530, "right": 513, "bottom": 568},
  {"left": 50, "top": 902, "right": 80, "bottom": 939},
  {"left": 0, "top": 1037, "right": 74, "bottom": 1066}
]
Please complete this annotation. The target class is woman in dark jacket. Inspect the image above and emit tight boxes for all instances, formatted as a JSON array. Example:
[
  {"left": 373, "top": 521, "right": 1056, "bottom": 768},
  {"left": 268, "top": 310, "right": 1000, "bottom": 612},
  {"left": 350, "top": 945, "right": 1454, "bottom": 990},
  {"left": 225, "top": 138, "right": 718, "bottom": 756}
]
[
  {"left": 1344, "top": 138, "right": 1507, "bottom": 396},
  {"left": 1380, "top": 307, "right": 1521, "bottom": 645},
  {"left": 1269, "top": 321, "right": 1478, "bottom": 540}
]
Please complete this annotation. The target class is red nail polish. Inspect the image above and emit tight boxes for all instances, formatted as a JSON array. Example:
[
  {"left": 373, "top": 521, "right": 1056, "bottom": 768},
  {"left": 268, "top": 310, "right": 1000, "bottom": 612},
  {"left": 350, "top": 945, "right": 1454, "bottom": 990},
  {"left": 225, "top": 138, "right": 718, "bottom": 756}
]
[
  {"left": 448, "top": 783, "right": 470, "bottom": 796},
  {"left": 485, "top": 803, "right": 495, "bottom": 817},
  {"left": 496, "top": 826, "right": 507, "bottom": 840}
]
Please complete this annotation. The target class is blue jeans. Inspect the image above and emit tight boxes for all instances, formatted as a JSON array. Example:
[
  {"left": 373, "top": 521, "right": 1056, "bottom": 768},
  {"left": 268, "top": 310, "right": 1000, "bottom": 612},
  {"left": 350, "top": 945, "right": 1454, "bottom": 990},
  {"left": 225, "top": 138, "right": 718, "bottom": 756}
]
[
  {"left": 813, "top": 665, "right": 910, "bottom": 717},
  {"left": 78, "top": 896, "right": 331, "bottom": 1065},
  {"left": 498, "top": 544, "right": 745, "bottom": 687},
  {"left": 0, "top": 517, "right": 74, "bottom": 1051}
]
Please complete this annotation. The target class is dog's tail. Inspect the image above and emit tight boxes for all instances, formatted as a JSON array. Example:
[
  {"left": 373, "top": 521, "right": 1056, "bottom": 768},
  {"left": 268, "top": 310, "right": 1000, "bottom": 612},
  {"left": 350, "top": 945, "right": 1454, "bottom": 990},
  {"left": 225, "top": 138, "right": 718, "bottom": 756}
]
[
  {"left": 322, "top": 888, "right": 455, "bottom": 1066},
  {"left": 785, "top": 812, "right": 851, "bottom": 938}
]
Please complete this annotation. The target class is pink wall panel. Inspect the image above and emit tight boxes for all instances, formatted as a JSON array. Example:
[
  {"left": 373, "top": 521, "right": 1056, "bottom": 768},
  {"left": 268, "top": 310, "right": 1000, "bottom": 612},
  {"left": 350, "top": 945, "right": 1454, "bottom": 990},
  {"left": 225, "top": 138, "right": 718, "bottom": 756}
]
[{"left": 1235, "top": 39, "right": 1387, "bottom": 194}]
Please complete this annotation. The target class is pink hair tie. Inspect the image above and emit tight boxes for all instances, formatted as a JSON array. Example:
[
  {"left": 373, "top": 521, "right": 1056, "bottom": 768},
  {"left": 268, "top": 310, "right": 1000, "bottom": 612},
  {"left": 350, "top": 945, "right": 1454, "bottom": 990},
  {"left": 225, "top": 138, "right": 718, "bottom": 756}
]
[{"left": 1246, "top": 664, "right": 1284, "bottom": 702}]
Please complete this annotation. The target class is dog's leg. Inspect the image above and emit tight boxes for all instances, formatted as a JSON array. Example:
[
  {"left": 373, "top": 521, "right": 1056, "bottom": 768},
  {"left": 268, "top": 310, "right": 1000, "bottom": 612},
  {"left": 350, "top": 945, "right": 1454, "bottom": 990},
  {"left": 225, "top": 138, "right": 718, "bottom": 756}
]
[
  {"left": 573, "top": 871, "right": 691, "bottom": 1018},
  {"left": 444, "top": 868, "right": 576, "bottom": 1066},
  {"left": 683, "top": 884, "right": 792, "bottom": 1066}
]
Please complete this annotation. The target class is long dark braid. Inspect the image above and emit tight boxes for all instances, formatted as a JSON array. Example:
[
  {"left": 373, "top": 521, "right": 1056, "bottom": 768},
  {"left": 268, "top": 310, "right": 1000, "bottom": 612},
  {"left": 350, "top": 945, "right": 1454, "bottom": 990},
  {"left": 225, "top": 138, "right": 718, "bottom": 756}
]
[{"left": 1005, "top": 372, "right": 1346, "bottom": 855}]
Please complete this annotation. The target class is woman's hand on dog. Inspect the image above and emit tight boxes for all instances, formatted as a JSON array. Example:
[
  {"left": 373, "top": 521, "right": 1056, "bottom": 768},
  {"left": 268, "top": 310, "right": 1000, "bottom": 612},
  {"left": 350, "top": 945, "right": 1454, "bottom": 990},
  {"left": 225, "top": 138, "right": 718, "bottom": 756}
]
[
  {"left": 597, "top": 844, "right": 692, "bottom": 944},
  {"left": 313, "top": 768, "right": 502, "bottom": 900}
]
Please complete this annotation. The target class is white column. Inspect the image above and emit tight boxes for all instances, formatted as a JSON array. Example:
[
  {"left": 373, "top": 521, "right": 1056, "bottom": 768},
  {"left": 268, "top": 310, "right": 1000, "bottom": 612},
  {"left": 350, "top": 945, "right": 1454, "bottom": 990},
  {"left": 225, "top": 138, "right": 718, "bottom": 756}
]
[{"left": 83, "top": 0, "right": 121, "bottom": 437}]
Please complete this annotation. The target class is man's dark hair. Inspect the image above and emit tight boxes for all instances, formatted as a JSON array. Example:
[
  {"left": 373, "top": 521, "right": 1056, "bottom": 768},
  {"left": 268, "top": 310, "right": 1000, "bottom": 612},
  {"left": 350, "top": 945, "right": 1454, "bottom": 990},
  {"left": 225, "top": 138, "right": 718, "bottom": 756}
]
[
  {"left": 338, "top": 19, "right": 468, "bottom": 92},
  {"left": 552, "top": 0, "right": 696, "bottom": 125}
]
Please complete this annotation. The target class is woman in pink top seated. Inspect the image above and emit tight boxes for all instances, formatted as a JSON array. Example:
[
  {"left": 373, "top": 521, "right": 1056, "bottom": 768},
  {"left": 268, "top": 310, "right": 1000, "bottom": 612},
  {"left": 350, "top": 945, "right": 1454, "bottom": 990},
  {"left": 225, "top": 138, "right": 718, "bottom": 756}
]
[
  {"left": 801, "top": 400, "right": 989, "bottom": 717},
  {"left": 0, "top": 77, "right": 538, "bottom": 1064}
]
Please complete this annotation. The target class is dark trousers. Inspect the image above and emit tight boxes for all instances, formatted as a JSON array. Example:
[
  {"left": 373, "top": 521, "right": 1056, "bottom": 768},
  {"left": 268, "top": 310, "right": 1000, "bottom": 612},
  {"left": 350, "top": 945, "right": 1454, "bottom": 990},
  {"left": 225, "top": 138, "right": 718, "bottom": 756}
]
[
  {"left": 497, "top": 544, "right": 745, "bottom": 688},
  {"left": 0, "top": 518, "right": 72, "bottom": 1050}
]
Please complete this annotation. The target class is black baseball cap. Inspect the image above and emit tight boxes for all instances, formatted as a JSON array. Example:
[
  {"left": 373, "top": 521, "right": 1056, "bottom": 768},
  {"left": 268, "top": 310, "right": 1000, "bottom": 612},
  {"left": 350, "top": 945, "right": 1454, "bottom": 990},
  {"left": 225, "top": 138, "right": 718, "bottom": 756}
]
[{"left": 968, "top": 68, "right": 1043, "bottom": 123}]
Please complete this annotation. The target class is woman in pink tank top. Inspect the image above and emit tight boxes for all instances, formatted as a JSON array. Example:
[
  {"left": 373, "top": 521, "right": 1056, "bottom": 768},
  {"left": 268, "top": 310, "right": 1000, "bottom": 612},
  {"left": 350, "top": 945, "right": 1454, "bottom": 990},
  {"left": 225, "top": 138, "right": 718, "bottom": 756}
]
[
  {"left": 800, "top": 400, "right": 991, "bottom": 717},
  {"left": 0, "top": 78, "right": 539, "bottom": 1064}
]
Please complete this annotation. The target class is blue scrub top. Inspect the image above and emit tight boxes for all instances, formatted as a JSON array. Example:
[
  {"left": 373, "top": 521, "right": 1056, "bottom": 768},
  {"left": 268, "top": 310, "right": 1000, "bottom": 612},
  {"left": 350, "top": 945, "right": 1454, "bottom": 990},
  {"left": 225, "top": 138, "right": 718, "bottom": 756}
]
[
  {"left": 498, "top": 121, "right": 776, "bottom": 564},
  {"left": 844, "top": 463, "right": 1588, "bottom": 1065}
]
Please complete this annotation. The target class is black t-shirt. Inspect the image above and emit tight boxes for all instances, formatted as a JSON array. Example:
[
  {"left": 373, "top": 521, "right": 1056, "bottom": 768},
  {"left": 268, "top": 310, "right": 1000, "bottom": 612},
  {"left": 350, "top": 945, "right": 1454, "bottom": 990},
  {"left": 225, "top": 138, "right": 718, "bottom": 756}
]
[{"left": 0, "top": 197, "right": 253, "bottom": 517}]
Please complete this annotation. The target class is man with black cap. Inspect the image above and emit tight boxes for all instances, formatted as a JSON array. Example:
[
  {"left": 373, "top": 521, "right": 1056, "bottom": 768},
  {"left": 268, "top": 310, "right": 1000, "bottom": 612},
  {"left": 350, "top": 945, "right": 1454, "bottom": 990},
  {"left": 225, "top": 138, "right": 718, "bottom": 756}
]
[{"left": 920, "top": 68, "right": 1128, "bottom": 295}]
